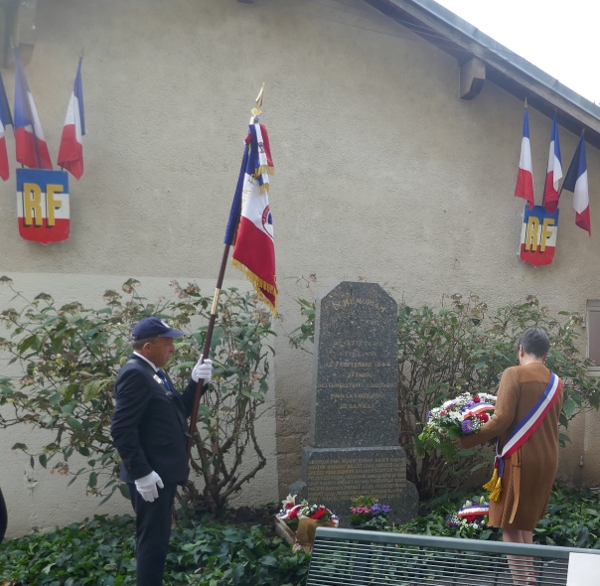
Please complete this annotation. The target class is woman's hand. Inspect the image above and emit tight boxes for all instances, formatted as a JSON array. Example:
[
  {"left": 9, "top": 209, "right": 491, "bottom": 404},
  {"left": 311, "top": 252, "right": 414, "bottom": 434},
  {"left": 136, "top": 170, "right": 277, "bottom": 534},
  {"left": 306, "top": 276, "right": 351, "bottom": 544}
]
[{"left": 453, "top": 437, "right": 466, "bottom": 450}]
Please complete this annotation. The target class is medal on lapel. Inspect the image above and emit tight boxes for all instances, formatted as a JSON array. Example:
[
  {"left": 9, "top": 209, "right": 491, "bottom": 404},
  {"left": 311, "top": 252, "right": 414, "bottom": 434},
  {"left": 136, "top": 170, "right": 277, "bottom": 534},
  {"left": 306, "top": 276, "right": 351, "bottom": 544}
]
[{"left": 153, "top": 374, "right": 163, "bottom": 385}]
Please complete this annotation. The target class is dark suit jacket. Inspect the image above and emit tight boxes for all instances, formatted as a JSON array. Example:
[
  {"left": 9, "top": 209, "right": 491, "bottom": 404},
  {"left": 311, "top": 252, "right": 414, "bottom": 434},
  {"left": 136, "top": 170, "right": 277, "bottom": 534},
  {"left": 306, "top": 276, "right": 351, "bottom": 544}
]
[{"left": 110, "top": 354, "right": 198, "bottom": 484}]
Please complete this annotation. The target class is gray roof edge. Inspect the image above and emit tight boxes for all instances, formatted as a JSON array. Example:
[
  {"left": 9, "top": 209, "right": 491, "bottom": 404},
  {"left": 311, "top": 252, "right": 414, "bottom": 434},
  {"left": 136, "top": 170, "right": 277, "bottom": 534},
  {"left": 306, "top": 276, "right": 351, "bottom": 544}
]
[{"left": 405, "top": 0, "right": 600, "bottom": 121}]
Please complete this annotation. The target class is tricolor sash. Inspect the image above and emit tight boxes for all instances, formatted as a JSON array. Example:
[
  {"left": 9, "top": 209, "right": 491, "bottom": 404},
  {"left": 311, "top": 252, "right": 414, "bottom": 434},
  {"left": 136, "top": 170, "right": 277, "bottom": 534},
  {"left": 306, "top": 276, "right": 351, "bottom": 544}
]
[{"left": 484, "top": 372, "right": 563, "bottom": 501}]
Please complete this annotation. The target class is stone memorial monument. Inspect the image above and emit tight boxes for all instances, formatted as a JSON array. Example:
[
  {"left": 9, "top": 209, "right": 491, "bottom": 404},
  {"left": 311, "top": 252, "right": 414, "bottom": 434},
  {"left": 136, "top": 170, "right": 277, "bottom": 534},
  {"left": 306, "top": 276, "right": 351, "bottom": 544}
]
[{"left": 290, "top": 281, "right": 418, "bottom": 526}]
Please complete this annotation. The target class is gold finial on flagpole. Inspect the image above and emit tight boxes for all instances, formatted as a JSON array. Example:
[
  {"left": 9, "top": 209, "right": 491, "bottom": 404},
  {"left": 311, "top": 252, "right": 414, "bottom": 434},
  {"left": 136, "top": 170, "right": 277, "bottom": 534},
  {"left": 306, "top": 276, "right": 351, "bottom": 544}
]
[{"left": 251, "top": 83, "right": 265, "bottom": 117}]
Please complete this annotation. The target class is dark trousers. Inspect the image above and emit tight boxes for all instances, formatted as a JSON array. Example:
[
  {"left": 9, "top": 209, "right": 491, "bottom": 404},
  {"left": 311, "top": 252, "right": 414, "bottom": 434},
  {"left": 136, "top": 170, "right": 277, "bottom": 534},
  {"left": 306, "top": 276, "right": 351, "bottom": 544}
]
[{"left": 128, "top": 482, "right": 178, "bottom": 586}]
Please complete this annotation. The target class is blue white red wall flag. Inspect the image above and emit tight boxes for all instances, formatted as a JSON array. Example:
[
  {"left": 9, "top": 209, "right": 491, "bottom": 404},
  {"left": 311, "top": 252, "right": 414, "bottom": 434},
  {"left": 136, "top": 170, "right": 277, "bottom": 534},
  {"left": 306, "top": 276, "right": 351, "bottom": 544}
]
[
  {"left": 17, "top": 168, "right": 70, "bottom": 244},
  {"left": 561, "top": 133, "right": 590, "bottom": 235},
  {"left": 231, "top": 122, "right": 277, "bottom": 314},
  {"left": 514, "top": 104, "right": 535, "bottom": 209},
  {"left": 542, "top": 114, "right": 562, "bottom": 214},
  {"left": 13, "top": 49, "right": 52, "bottom": 170},
  {"left": 57, "top": 58, "right": 85, "bottom": 179},
  {"left": 520, "top": 204, "right": 559, "bottom": 267},
  {"left": 0, "top": 69, "right": 12, "bottom": 181}
]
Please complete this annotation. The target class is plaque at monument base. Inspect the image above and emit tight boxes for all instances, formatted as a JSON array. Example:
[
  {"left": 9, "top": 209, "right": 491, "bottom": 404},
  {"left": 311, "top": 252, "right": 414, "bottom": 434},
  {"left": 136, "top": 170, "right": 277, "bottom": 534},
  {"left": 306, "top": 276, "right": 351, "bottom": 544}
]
[
  {"left": 302, "top": 445, "right": 416, "bottom": 525},
  {"left": 290, "top": 281, "right": 418, "bottom": 526}
]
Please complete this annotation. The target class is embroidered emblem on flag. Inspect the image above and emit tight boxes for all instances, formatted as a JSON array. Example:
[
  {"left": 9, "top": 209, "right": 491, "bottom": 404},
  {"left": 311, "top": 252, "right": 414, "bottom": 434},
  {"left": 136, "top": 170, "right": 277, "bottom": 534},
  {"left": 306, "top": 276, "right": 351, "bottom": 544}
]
[
  {"left": 520, "top": 204, "right": 559, "bottom": 267},
  {"left": 17, "top": 168, "right": 70, "bottom": 244}
]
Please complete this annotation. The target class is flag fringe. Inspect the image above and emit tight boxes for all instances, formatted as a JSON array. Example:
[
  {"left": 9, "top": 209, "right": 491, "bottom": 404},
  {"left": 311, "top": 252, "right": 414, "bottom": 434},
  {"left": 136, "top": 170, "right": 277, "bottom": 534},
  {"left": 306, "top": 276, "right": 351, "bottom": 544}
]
[
  {"left": 254, "top": 164, "right": 274, "bottom": 177},
  {"left": 231, "top": 258, "right": 277, "bottom": 315}
]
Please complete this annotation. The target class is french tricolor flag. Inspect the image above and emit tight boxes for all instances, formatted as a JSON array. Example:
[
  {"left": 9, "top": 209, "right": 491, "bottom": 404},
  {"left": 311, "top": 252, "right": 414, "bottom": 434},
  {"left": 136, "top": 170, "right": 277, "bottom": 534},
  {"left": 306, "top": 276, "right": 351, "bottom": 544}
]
[
  {"left": 0, "top": 69, "right": 13, "bottom": 181},
  {"left": 542, "top": 114, "right": 562, "bottom": 214},
  {"left": 561, "top": 133, "right": 591, "bottom": 235},
  {"left": 13, "top": 49, "right": 52, "bottom": 170},
  {"left": 514, "top": 103, "right": 535, "bottom": 210},
  {"left": 57, "top": 58, "right": 85, "bottom": 179},
  {"left": 231, "top": 122, "right": 277, "bottom": 314}
]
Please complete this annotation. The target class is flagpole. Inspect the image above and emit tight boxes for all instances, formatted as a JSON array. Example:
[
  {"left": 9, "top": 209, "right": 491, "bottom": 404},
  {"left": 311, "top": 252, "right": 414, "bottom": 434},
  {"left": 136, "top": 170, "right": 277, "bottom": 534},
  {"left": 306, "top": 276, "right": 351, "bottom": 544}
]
[
  {"left": 185, "top": 245, "right": 231, "bottom": 460},
  {"left": 186, "top": 84, "right": 265, "bottom": 460}
]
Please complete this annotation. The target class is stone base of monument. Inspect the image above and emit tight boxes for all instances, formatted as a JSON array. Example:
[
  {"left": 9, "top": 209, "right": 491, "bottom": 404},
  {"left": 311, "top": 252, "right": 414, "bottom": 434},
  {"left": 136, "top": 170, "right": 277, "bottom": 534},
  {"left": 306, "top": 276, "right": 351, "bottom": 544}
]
[{"left": 296, "top": 445, "right": 418, "bottom": 527}]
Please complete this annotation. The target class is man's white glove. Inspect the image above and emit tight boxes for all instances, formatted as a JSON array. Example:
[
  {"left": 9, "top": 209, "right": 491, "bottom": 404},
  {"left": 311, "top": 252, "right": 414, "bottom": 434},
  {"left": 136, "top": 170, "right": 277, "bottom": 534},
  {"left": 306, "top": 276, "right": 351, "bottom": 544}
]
[
  {"left": 135, "top": 471, "right": 164, "bottom": 503},
  {"left": 192, "top": 357, "right": 213, "bottom": 383}
]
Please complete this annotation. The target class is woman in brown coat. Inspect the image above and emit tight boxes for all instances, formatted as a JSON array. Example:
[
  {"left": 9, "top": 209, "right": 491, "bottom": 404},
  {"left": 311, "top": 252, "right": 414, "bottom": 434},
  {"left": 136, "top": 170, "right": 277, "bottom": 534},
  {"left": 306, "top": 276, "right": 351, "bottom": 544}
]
[{"left": 459, "top": 328, "right": 563, "bottom": 585}]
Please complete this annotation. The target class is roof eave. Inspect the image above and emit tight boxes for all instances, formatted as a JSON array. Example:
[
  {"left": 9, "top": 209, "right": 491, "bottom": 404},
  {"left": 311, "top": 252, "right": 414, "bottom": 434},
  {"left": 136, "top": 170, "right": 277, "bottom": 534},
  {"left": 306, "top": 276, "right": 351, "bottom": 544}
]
[{"left": 365, "top": 0, "right": 600, "bottom": 149}]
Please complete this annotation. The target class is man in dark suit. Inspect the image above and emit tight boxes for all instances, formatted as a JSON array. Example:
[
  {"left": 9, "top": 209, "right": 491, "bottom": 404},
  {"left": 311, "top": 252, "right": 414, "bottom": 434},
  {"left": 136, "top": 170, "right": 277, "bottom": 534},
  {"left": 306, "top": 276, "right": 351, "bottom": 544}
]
[{"left": 110, "top": 317, "right": 213, "bottom": 586}]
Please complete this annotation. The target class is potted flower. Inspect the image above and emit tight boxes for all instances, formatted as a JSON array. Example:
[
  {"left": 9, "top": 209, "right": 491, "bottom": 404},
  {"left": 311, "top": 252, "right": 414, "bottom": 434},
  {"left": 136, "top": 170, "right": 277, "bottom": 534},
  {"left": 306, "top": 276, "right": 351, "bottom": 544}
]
[{"left": 349, "top": 496, "right": 391, "bottom": 531}]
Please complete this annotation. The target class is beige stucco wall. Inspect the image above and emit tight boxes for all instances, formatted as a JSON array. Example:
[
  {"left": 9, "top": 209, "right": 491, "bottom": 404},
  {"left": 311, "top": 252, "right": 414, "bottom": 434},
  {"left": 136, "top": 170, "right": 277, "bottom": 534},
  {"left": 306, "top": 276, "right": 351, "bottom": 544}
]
[{"left": 1, "top": 0, "right": 599, "bottom": 536}]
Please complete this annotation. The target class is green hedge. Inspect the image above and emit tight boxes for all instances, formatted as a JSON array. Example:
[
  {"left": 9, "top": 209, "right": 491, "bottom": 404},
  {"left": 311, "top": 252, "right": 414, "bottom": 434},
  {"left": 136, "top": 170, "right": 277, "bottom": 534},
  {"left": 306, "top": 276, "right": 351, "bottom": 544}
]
[
  {"left": 396, "top": 484, "right": 600, "bottom": 549},
  {"left": 0, "top": 516, "right": 310, "bottom": 586},
  {"left": 2, "top": 485, "right": 598, "bottom": 585}
]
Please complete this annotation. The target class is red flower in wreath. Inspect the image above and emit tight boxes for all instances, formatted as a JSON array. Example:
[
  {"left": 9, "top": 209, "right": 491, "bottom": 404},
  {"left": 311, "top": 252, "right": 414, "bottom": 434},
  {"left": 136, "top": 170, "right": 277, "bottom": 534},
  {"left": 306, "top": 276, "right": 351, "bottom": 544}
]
[
  {"left": 311, "top": 507, "right": 326, "bottom": 520},
  {"left": 473, "top": 396, "right": 481, "bottom": 403}
]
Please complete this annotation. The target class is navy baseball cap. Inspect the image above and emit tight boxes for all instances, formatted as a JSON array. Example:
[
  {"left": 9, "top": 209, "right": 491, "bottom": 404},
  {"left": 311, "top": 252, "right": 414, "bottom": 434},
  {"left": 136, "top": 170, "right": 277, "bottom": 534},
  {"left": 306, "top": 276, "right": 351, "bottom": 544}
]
[{"left": 131, "top": 317, "right": 184, "bottom": 341}]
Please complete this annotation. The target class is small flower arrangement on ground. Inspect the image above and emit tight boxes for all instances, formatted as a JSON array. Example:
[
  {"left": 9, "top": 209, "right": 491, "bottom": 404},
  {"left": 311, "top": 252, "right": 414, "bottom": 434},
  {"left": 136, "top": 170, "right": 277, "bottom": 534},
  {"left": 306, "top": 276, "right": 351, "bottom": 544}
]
[
  {"left": 276, "top": 494, "right": 339, "bottom": 532},
  {"left": 277, "top": 494, "right": 303, "bottom": 531},
  {"left": 299, "top": 501, "right": 339, "bottom": 525},
  {"left": 445, "top": 496, "right": 492, "bottom": 538},
  {"left": 349, "top": 496, "right": 391, "bottom": 531},
  {"left": 275, "top": 494, "right": 339, "bottom": 553},
  {"left": 418, "top": 391, "right": 497, "bottom": 457}
]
